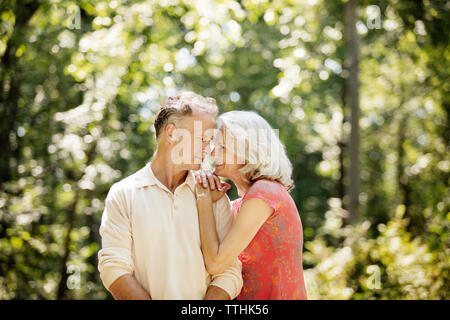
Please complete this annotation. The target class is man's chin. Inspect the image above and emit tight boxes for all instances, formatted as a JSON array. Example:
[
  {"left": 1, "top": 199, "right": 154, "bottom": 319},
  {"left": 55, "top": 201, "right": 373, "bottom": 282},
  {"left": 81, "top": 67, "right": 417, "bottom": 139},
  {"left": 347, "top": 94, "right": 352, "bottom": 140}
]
[
  {"left": 213, "top": 165, "right": 225, "bottom": 176},
  {"left": 188, "top": 163, "right": 202, "bottom": 171}
]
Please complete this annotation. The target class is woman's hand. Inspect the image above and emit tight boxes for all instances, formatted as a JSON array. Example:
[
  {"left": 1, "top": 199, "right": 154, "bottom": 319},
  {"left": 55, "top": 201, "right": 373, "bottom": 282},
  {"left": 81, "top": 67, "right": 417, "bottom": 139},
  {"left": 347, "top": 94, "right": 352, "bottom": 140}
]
[{"left": 194, "top": 170, "right": 231, "bottom": 202}]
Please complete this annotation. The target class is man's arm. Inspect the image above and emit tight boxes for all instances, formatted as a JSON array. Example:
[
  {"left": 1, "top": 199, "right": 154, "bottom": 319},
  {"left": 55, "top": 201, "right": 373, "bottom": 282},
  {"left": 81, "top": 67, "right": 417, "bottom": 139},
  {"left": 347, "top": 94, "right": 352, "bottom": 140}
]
[
  {"left": 108, "top": 274, "right": 151, "bottom": 300},
  {"left": 204, "top": 284, "right": 231, "bottom": 300},
  {"left": 98, "top": 184, "right": 151, "bottom": 300}
]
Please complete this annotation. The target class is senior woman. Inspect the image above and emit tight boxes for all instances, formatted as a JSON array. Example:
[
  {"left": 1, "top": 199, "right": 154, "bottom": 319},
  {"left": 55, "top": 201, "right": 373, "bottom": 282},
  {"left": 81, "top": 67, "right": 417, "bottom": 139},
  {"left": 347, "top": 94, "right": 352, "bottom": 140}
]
[{"left": 194, "top": 110, "right": 307, "bottom": 300}]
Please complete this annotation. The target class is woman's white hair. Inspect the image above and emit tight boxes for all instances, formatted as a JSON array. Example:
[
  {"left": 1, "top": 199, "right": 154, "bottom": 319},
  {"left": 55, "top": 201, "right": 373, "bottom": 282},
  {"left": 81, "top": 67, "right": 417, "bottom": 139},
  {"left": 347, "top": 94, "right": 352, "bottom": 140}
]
[{"left": 217, "top": 110, "right": 294, "bottom": 191}]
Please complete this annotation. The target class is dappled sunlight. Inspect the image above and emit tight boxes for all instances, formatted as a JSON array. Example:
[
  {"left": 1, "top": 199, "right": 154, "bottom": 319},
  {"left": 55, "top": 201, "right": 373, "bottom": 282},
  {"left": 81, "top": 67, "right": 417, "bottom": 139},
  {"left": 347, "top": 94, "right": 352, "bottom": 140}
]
[{"left": 0, "top": 0, "right": 448, "bottom": 300}]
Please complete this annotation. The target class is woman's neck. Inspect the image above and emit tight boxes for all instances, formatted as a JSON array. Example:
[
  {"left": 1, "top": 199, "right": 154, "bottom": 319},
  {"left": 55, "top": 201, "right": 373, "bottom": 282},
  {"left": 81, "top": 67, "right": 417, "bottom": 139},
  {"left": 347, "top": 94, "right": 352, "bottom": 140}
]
[{"left": 231, "top": 175, "right": 251, "bottom": 198}]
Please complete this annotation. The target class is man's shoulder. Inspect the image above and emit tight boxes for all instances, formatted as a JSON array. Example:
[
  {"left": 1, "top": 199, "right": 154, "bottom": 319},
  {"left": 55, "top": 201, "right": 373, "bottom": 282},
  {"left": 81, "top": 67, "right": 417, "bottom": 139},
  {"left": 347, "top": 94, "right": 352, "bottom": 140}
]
[{"left": 108, "top": 166, "right": 144, "bottom": 196}]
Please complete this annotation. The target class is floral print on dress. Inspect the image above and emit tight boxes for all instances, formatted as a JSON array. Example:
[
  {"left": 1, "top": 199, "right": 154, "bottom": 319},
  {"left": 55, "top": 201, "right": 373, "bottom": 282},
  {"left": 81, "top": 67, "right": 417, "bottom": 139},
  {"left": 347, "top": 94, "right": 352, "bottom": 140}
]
[{"left": 231, "top": 179, "right": 308, "bottom": 300}]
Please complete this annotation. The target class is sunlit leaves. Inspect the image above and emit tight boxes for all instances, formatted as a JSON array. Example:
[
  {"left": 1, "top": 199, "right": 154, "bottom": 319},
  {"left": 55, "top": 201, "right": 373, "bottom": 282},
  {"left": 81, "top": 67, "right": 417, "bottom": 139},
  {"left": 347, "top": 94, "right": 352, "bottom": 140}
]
[{"left": 0, "top": 0, "right": 448, "bottom": 300}]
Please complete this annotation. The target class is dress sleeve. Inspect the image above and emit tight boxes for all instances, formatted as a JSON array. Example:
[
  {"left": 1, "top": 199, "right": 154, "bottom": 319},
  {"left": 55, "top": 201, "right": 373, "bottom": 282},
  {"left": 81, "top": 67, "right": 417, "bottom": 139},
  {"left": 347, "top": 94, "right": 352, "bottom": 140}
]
[
  {"left": 242, "top": 179, "right": 284, "bottom": 215},
  {"left": 230, "top": 198, "right": 242, "bottom": 218}
]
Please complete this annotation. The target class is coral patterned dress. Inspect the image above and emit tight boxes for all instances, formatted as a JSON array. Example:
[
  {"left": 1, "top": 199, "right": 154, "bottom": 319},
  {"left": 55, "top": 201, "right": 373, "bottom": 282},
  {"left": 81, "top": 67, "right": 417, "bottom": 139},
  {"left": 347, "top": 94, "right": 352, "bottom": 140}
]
[{"left": 231, "top": 179, "right": 307, "bottom": 300}]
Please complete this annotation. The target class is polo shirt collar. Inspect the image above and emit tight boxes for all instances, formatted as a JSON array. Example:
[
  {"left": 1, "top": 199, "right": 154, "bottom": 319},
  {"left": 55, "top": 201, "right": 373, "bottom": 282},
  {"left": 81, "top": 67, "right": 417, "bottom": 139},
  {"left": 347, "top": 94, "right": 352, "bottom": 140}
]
[{"left": 134, "top": 162, "right": 195, "bottom": 193}]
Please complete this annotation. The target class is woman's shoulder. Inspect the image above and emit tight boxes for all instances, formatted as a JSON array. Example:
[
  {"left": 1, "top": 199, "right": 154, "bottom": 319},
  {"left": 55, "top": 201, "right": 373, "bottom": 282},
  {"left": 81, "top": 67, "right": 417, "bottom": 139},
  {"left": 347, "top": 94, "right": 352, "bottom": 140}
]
[
  {"left": 243, "top": 179, "right": 286, "bottom": 211},
  {"left": 249, "top": 178, "right": 285, "bottom": 194}
]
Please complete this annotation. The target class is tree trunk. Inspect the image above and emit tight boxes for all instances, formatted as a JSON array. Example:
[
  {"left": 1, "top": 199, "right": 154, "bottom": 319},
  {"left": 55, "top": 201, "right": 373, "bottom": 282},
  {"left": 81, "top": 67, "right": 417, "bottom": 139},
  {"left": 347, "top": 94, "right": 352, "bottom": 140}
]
[
  {"left": 56, "top": 190, "right": 80, "bottom": 300},
  {"left": 0, "top": 0, "right": 39, "bottom": 182},
  {"left": 397, "top": 115, "right": 411, "bottom": 220},
  {"left": 339, "top": 80, "right": 347, "bottom": 210},
  {"left": 56, "top": 141, "right": 97, "bottom": 299},
  {"left": 343, "top": 0, "right": 360, "bottom": 222}
]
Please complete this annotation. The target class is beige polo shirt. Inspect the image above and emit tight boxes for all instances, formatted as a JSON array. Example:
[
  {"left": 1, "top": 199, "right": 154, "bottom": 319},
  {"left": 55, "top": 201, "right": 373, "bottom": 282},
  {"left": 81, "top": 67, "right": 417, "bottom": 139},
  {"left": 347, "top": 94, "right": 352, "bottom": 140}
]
[{"left": 97, "top": 162, "right": 243, "bottom": 299}]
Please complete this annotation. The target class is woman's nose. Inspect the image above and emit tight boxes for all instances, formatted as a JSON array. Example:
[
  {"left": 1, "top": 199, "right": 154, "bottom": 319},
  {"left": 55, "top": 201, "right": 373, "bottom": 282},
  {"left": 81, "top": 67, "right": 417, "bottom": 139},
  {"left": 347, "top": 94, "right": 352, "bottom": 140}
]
[
  {"left": 202, "top": 142, "right": 211, "bottom": 156},
  {"left": 212, "top": 148, "right": 223, "bottom": 164}
]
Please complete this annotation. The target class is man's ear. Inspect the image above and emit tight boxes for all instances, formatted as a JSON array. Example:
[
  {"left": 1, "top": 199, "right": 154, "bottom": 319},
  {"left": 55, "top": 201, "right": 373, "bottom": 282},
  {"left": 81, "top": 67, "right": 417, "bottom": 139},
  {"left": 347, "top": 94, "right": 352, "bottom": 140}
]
[{"left": 165, "top": 123, "right": 177, "bottom": 143}]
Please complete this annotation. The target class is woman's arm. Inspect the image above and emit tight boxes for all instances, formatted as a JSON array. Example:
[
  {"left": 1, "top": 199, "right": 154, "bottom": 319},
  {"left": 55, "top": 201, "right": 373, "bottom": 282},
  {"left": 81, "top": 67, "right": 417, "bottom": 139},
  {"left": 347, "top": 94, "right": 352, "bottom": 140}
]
[{"left": 195, "top": 184, "right": 273, "bottom": 275}]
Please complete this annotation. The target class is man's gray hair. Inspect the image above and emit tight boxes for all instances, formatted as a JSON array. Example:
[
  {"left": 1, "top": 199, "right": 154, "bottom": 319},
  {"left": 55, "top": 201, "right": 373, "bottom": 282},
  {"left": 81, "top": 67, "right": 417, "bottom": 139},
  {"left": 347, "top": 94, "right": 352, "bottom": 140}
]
[{"left": 154, "top": 91, "right": 218, "bottom": 140}]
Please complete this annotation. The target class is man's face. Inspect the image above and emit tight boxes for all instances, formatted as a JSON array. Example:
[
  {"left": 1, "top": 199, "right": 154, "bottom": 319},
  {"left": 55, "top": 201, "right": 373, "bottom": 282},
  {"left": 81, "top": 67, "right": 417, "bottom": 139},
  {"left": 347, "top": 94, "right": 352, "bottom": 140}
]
[{"left": 170, "top": 110, "right": 215, "bottom": 170}]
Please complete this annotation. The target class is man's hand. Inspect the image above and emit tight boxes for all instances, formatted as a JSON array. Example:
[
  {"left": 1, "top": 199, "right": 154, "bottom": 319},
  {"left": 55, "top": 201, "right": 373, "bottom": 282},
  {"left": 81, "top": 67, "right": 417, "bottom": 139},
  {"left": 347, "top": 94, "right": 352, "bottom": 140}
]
[
  {"left": 204, "top": 285, "right": 231, "bottom": 300},
  {"left": 108, "top": 273, "right": 151, "bottom": 300}
]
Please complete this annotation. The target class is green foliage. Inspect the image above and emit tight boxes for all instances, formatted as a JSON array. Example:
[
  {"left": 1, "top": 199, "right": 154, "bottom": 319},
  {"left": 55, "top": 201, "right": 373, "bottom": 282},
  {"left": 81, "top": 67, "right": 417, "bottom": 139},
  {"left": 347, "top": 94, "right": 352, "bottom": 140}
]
[{"left": 304, "top": 202, "right": 449, "bottom": 299}]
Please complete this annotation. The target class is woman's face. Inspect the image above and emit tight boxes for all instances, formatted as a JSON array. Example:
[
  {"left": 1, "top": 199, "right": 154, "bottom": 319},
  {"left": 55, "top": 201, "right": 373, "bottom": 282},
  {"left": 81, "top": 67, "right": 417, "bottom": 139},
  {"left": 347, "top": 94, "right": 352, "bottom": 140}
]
[{"left": 212, "top": 128, "right": 244, "bottom": 178}]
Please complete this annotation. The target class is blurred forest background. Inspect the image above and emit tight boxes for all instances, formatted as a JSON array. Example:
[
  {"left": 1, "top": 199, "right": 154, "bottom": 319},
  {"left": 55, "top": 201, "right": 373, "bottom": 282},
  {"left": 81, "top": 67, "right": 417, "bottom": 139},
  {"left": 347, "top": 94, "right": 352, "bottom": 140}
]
[{"left": 0, "top": 0, "right": 448, "bottom": 299}]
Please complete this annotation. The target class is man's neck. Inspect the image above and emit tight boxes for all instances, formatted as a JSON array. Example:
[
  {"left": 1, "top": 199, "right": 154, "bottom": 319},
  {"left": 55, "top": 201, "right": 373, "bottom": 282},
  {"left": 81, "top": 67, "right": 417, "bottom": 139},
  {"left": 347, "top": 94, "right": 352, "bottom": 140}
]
[{"left": 151, "top": 149, "right": 188, "bottom": 194}]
